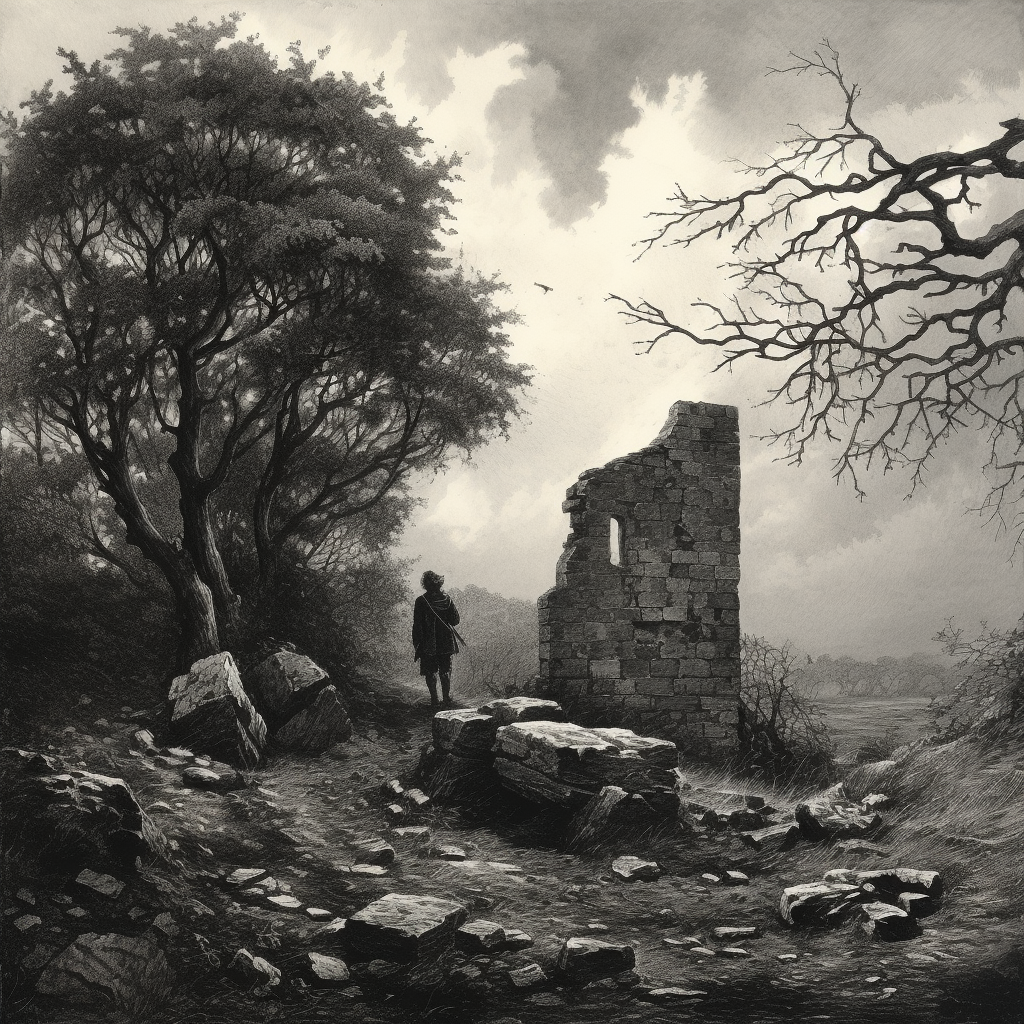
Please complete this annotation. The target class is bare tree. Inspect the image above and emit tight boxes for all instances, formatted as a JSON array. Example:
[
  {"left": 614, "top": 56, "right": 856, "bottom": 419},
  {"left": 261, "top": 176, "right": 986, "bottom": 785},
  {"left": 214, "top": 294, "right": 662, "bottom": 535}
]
[{"left": 612, "top": 42, "right": 1024, "bottom": 531}]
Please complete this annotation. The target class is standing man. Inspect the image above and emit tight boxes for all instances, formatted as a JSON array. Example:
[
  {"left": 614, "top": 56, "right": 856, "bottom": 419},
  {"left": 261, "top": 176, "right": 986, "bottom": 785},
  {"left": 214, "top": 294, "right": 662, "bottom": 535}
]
[{"left": 412, "top": 571, "right": 461, "bottom": 708}]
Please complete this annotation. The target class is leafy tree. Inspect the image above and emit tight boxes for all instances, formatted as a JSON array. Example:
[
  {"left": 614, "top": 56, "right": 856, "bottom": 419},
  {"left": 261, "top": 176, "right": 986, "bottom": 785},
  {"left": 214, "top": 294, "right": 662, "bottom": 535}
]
[
  {"left": 613, "top": 42, "right": 1024, "bottom": 525},
  {"left": 1, "top": 15, "right": 529, "bottom": 668}
]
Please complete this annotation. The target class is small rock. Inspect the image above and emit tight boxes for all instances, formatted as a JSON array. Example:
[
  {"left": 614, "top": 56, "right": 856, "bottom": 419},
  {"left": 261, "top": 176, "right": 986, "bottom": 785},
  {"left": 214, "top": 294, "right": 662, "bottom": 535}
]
[
  {"left": 391, "top": 826, "right": 431, "bottom": 841},
  {"left": 14, "top": 915, "right": 42, "bottom": 931},
  {"left": 712, "top": 925, "right": 760, "bottom": 941},
  {"left": 663, "top": 936, "right": 702, "bottom": 949},
  {"left": 16, "top": 888, "right": 37, "bottom": 906},
  {"left": 898, "top": 892, "right": 936, "bottom": 918},
  {"left": 345, "top": 893, "right": 468, "bottom": 961},
  {"left": 777, "top": 953, "right": 799, "bottom": 961},
  {"left": 405, "top": 788, "right": 431, "bottom": 809},
  {"left": 779, "top": 882, "right": 862, "bottom": 926},
  {"left": 504, "top": 928, "right": 534, "bottom": 950},
  {"left": 75, "top": 869, "right": 124, "bottom": 899},
  {"left": 611, "top": 856, "right": 661, "bottom": 882},
  {"left": 128, "top": 907, "right": 147, "bottom": 921},
  {"left": 182, "top": 765, "right": 245, "bottom": 792},
  {"left": 229, "top": 948, "right": 281, "bottom": 991},
  {"left": 266, "top": 894, "right": 304, "bottom": 911},
  {"left": 741, "top": 822, "right": 800, "bottom": 852},
  {"left": 385, "top": 803, "right": 408, "bottom": 821},
  {"left": 151, "top": 913, "right": 178, "bottom": 937},
  {"left": 354, "top": 839, "right": 396, "bottom": 867},
  {"left": 456, "top": 919, "right": 506, "bottom": 954},
  {"left": 856, "top": 902, "right": 920, "bottom": 941},
  {"left": 350, "top": 864, "right": 388, "bottom": 876},
  {"left": 382, "top": 779, "right": 405, "bottom": 797},
  {"left": 508, "top": 963, "right": 547, "bottom": 988},
  {"left": 727, "top": 809, "right": 768, "bottom": 831},
  {"left": 586, "top": 922, "right": 609, "bottom": 933},
  {"left": 723, "top": 870, "right": 749, "bottom": 886},
  {"left": 822, "top": 868, "right": 942, "bottom": 899},
  {"left": 433, "top": 844, "right": 467, "bottom": 861},
  {"left": 718, "top": 946, "right": 751, "bottom": 958},
  {"left": 640, "top": 987, "right": 707, "bottom": 1002},
  {"left": 225, "top": 867, "right": 269, "bottom": 887},
  {"left": 860, "top": 793, "right": 892, "bottom": 812},
  {"left": 557, "top": 937, "right": 635, "bottom": 976},
  {"left": 305, "top": 952, "right": 350, "bottom": 987},
  {"left": 66, "top": 907, "right": 89, "bottom": 919},
  {"left": 701, "top": 873, "right": 722, "bottom": 885},
  {"left": 306, "top": 907, "right": 334, "bottom": 921},
  {"left": 154, "top": 755, "right": 188, "bottom": 768},
  {"left": 689, "top": 946, "right": 717, "bottom": 957}
]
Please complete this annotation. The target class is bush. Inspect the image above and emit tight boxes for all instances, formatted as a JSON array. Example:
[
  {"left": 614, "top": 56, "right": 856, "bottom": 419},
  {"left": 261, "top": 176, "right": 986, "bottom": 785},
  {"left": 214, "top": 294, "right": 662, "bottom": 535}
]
[
  {"left": 737, "top": 635, "right": 836, "bottom": 783},
  {"left": 930, "top": 619, "right": 1024, "bottom": 740}
]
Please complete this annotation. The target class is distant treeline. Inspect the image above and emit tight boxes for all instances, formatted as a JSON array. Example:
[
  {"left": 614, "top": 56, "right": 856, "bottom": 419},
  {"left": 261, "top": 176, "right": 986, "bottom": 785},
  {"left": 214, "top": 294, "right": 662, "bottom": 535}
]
[{"left": 792, "top": 654, "right": 955, "bottom": 699}]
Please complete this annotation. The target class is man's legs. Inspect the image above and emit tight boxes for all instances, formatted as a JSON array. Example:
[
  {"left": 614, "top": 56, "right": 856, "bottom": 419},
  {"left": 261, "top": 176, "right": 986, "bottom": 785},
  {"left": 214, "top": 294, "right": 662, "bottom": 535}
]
[
  {"left": 425, "top": 671, "right": 439, "bottom": 707},
  {"left": 440, "top": 670, "right": 452, "bottom": 707}
]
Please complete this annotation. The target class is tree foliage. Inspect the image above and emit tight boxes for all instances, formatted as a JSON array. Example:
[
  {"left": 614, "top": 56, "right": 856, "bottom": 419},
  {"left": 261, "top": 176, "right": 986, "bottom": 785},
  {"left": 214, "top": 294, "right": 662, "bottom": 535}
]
[
  {"left": 1, "top": 15, "right": 530, "bottom": 668},
  {"left": 613, "top": 42, "right": 1024, "bottom": 526}
]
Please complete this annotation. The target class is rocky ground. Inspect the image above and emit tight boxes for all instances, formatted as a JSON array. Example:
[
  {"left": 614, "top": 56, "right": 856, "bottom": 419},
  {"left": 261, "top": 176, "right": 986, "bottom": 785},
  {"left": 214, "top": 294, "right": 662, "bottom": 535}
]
[{"left": 4, "top": 685, "right": 1024, "bottom": 1024}]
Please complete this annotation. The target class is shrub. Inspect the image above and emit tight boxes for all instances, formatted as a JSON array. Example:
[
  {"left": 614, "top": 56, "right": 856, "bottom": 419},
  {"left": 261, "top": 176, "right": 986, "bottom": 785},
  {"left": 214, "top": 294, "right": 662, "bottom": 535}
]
[{"left": 738, "top": 634, "right": 836, "bottom": 783}]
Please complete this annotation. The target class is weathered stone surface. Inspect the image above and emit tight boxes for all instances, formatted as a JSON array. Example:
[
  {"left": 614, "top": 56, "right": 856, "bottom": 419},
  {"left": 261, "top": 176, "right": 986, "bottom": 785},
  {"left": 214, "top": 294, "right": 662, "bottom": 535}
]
[
  {"left": 304, "top": 952, "right": 350, "bottom": 986},
  {"left": 726, "top": 809, "right": 768, "bottom": 831},
  {"left": 182, "top": 764, "right": 245, "bottom": 792},
  {"left": 508, "top": 962, "right": 547, "bottom": 988},
  {"left": 248, "top": 651, "right": 330, "bottom": 723},
  {"left": 225, "top": 867, "right": 269, "bottom": 887},
  {"left": 456, "top": 920, "right": 507, "bottom": 954},
  {"left": 898, "top": 892, "right": 936, "bottom": 917},
  {"left": 76, "top": 869, "right": 125, "bottom": 899},
  {"left": 504, "top": 928, "right": 535, "bottom": 951},
  {"left": 169, "top": 653, "right": 267, "bottom": 768},
  {"left": 2, "top": 749, "right": 167, "bottom": 869},
  {"left": 611, "top": 856, "right": 662, "bottom": 882},
  {"left": 712, "top": 926, "right": 759, "bottom": 941},
  {"left": 345, "top": 894, "right": 468, "bottom": 962},
  {"left": 538, "top": 402, "right": 741, "bottom": 753},
  {"left": 639, "top": 987, "right": 707, "bottom": 1002},
  {"left": 129, "top": 729, "right": 159, "bottom": 756},
  {"left": 556, "top": 937, "right": 636, "bottom": 976},
  {"left": 779, "top": 882, "right": 863, "bottom": 926},
  {"left": 822, "top": 868, "right": 942, "bottom": 899},
  {"left": 405, "top": 788, "right": 431, "bottom": 809},
  {"left": 591, "top": 728, "right": 678, "bottom": 769},
  {"left": 229, "top": 949, "right": 282, "bottom": 991},
  {"left": 267, "top": 894, "right": 304, "bottom": 911},
  {"left": 274, "top": 686, "right": 352, "bottom": 754},
  {"left": 860, "top": 793, "right": 892, "bottom": 812},
  {"left": 36, "top": 932, "right": 174, "bottom": 1006},
  {"left": 856, "top": 901, "right": 920, "bottom": 940},
  {"left": 723, "top": 870, "right": 749, "bottom": 886},
  {"left": 568, "top": 786, "right": 659, "bottom": 849},
  {"left": 354, "top": 839, "right": 396, "bottom": 867},
  {"left": 432, "top": 709, "right": 499, "bottom": 755},
  {"left": 494, "top": 758, "right": 594, "bottom": 808},
  {"left": 477, "top": 697, "right": 565, "bottom": 727},
  {"left": 795, "top": 800, "right": 881, "bottom": 841}
]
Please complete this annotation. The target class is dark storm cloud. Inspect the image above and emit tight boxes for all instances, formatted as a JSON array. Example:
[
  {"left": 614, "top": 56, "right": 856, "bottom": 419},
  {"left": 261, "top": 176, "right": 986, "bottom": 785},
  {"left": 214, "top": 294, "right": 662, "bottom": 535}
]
[{"left": 332, "top": 0, "right": 1024, "bottom": 222}]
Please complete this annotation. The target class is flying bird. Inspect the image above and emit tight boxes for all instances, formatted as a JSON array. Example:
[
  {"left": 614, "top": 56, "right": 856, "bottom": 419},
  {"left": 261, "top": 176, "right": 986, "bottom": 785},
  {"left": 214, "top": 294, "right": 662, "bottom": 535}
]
[{"left": 534, "top": 282, "right": 553, "bottom": 294}]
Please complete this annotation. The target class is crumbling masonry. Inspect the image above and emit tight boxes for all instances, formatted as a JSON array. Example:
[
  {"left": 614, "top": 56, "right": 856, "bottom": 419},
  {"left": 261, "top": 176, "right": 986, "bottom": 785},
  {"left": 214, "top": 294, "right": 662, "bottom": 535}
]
[{"left": 538, "top": 401, "right": 740, "bottom": 754}]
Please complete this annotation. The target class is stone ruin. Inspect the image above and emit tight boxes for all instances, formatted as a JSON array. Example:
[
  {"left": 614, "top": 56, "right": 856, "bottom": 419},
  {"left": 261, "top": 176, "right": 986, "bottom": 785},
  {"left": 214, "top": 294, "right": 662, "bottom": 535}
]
[{"left": 538, "top": 401, "right": 741, "bottom": 755}]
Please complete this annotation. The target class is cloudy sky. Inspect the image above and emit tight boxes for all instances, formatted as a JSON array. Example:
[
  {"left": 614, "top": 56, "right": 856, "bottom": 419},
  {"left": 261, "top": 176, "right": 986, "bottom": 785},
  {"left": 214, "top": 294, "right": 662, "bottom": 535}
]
[{"left": 3, "top": 0, "right": 1023, "bottom": 658}]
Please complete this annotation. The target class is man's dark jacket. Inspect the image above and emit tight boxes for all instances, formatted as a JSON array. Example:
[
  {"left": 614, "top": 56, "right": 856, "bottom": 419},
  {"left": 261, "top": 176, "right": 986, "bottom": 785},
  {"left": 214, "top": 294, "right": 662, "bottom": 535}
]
[{"left": 412, "top": 591, "right": 461, "bottom": 658}]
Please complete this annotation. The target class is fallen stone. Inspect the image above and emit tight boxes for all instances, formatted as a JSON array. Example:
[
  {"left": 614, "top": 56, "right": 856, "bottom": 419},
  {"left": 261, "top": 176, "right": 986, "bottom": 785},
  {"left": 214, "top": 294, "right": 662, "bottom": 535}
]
[
  {"left": 182, "top": 765, "right": 245, "bottom": 792},
  {"left": 688, "top": 946, "right": 717, "bottom": 957},
  {"left": 228, "top": 948, "right": 282, "bottom": 991},
  {"left": 504, "top": 928, "right": 534, "bottom": 950},
  {"left": 304, "top": 952, "right": 350, "bottom": 987},
  {"left": 306, "top": 907, "right": 334, "bottom": 921},
  {"left": 822, "top": 868, "right": 942, "bottom": 899},
  {"left": 478, "top": 697, "right": 565, "bottom": 727},
  {"left": 432, "top": 709, "right": 499, "bottom": 756},
  {"left": 727, "top": 809, "right": 769, "bottom": 832},
  {"left": 611, "top": 856, "right": 662, "bottom": 882},
  {"left": 712, "top": 925, "right": 760, "bottom": 941},
  {"left": 795, "top": 801, "right": 881, "bottom": 841},
  {"left": 433, "top": 844, "right": 467, "bottom": 861},
  {"left": 350, "top": 864, "right": 389, "bottom": 877},
  {"left": 274, "top": 686, "right": 352, "bottom": 754},
  {"left": 385, "top": 803, "right": 408, "bottom": 821},
  {"left": 151, "top": 912, "right": 178, "bottom": 937},
  {"left": 247, "top": 650, "right": 331, "bottom": 725},
  {"left": 856, "top": 901, "right": 921, "bottom": 940},
  {"left": 75, "top": 869, "right": 124, "bottom": 899},
  {"left": 585, "top": 923, "right": 609, "bottom": 932},
  {"left": 405, "top": 788, "right": 431, "bottom": 809},
  {"left": 354, "top": 839, "right": 396, "bottom": 867},
  {"left": 662, "top": 936, "right": 701, "bottom": 949},
  {"left": 37, "top": 932, "right": 174, "bottom": 1007},
  {"left": 860, "top": 793, "right": 892, "bottom": 812},
  {"left": 508, "top": 962, "right": 547, "bottom": 988},
  {"left": 456, "top": 919, "right": 507, "bottom": 954},
  {"left": 723, "top": 870, "right": 749, "bottom": 886},
  {"left": 391, "top": 825, "right": 431, "bottom": 842},
  {"left": 66, "top": 907, "right": 89, "bottom": 918},
  {"left": 225, "top": 867, "right": 269, "bottom": 887},
  {"left": 168, "top": 653, "right": 266, "bottom": 768},
  {"left": 639, "top": 987, "right": 707, "bottom": 1002},
  {"left": 701, "top": 873, "right": 722, "bottom": 885},
  {"left": 779, "top": 882, "right": 863, "bottom": 926},
  {"left": 14, "top": 915, "right": 42, "bottom": 931},
  {"left": 345, "top": 894, "right": 468, "bottom": 962},
  {"left": 16, "top": 887, "right": 36, "bottom": 905},
  {"left": 556, "top": 937, "right": 635, "bottom": 976},
  {"left": 382, "top": 779, "right": 405, "bottom": 798},
  {"left": 568, "top": 786, "right": 659, "bottom": 850},
  {"left": 129, "top": 730, "right": 159, "bottom": 756},
  {"left": 718, "top": 946, "right": 751, "bottom": 958},
  {"left": 898, "top": 892, "right": 936, "bottom": 917},
  {"left": 267, "top": 894, "right": 304, "bottom": 911}
]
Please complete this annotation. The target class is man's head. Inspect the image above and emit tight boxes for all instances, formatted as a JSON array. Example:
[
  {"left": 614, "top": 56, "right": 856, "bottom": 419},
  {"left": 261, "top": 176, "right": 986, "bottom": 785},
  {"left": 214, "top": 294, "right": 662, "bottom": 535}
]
[{"left": 421, "top": 570, "right": 445, "bottom": 592}]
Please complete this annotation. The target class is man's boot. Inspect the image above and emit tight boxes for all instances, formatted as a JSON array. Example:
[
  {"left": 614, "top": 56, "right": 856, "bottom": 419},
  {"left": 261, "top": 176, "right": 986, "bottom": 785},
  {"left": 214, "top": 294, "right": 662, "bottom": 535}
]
[{"left": 426, "top": 677, "right": 439, "bottom": 708}]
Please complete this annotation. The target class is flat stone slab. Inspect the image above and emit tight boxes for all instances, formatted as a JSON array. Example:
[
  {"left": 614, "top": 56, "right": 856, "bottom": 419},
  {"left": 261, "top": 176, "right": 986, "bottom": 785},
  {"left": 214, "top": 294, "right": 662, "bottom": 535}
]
[
  {"left": 75, "top": 869, "right": 124, "bottom": 899},
  {"left": 182, "top": 765, "right": 245, "bottom": 791},
  {"left": 225, "top": 867, "right": 269, "bottom": 887},
  {"left": 611, "top": 856, "right": 662, "bottom": 882},
  {"left": 432, "top": 710, "right": 498, "bottom": 755},
  {"left": 345, "top": 894, "right": 468, "bottom": 961},
  {"left": 477, "top": 697, "right": 564, "bottom": 727},
  {"left": 557, "top": 936, "right": 635, "bottom": 976},
  {"left": 712, "top": 925, "right": 759, "bottom": 941},
  {"left": 305, "top": 952, "right": 350, "bottom": 986},
  {"left": 456, "top": 920, "right": 507, "bottom": 953}
]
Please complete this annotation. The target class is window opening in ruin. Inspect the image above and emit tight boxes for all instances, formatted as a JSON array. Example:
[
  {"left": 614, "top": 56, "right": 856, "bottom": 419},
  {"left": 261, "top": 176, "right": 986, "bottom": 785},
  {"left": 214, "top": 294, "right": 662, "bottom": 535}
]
[{"left": 609, "top": 515, "right": 624, "bottom": 566}]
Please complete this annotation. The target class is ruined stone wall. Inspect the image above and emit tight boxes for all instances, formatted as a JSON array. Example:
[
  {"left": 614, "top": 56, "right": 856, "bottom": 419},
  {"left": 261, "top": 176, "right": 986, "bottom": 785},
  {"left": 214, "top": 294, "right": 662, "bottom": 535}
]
[{"left": 537, "top": 401, "right": 740, "bottom": 754}]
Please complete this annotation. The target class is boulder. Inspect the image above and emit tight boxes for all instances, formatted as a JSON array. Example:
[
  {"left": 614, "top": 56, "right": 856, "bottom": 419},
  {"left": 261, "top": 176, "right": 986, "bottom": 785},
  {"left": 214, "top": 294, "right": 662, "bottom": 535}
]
[
  {"left": 248, "top": 651, "right": 330, "bottom": 725},
  {"left": 274, "top": 686, "right": 352, "bottom": 754},
  {"left": 36, "top": 932, "right": 174, "bottom": 1007},
  {"left": 455, "top": 920, "right": 507, "bottom": 954},
  {"left": 779, "top": 882, "right": 863, "bottom": 926},
  {"left": 344, "top": 894, "right": 468, "bottom": 962},
  {"left": 228, "top": 949, "right": 282, "bottom": 992},
  {"left": 2, "top": 749, "right": 167, "bottom": 869},
  {"left": 504, "top": 928, "right": 534, "bottom": 951},
  {"left": 567, "top": 786, "right": 659, "bottom": 850},
  {"left": 432, "top": 709, "right": 499, "bottom": 756},
  {"left": 182, "top": 764, "right": 245, "bottom": 792},
  {"left": 556, "top": 937, "right": 635, "bottom": 977},
  {"left": 611, "top": 856, "right": 662, "bottom": 882},
  {"left": 168, "top": 653, "right": 266, "bottom": 768},
  {"left": 477, "top": 697, "right": 565, "bottom": 727},
  {"left": 740, "top": 823, "right": 799, "bottom": 853},
  {"left": 856, "top": 901, "right": 920, "bottom": 940}
]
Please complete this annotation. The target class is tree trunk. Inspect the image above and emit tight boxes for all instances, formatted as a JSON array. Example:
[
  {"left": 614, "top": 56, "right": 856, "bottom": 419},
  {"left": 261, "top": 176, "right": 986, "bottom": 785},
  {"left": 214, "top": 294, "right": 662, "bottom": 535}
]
[{"left": 170, "top": 556, "right": 221, "bottom": 670}]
